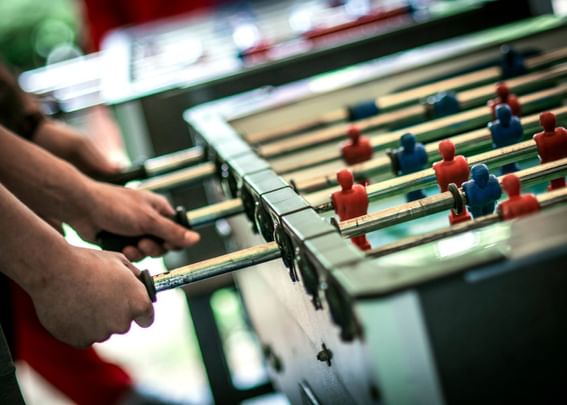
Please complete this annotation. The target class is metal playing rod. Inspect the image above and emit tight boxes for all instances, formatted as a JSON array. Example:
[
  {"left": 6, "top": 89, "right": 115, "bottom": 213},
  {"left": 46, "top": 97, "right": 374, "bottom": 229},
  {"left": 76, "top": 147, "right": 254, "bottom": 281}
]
[
  {"left": 369, "top": 215, "right": 498, "bottom": 258},
  {"left": 186, "top": 199, "right": 245, "bottom": 228},
  {"left": 367, "top": 185, "right": 567, "bottom": 258},
  {"left": 270, "top": 84, "right": 567, "bottom": 174},
  {"left": 128, "top": 94, "right": 567, "bottom": 193},
  {"left": 138, "top": 241, "right": 281, "bottom": 301},
  {"left": 133, "top": 162, "right": 216, "bottom": 192},
  {"left": 98, "top": 146, "right": 206, "bottom": 185},
  {"left": 182, "top": 138, "right": 547, "bottom": 228},
  {"left": 137, "top": 158, "right": 567, "bottom": 301},
  {"left": 293, "top": 106, "right": 567, "bottom": 193},
  {"left": 100, "top": 50, "right": 567, "bottom": 188},
  {"left": 338, "top": 157, "right": 567, "bottom": 238},
  {"left": 244, "top": 47, "right": 567, "bottom": 145},
  {"left": 307, "top": 138, "right": 541, "bottom": 211},
  {"left": 257, "top": 64, "right": 567, "bottom": 158},
  {"left": 142, "top": 146, "right": 206, "bottom": 176}
]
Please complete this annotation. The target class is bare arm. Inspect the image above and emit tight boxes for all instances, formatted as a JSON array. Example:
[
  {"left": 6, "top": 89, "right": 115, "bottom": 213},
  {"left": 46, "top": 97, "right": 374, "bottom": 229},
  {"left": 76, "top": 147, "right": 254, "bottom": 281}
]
[
  {"left": 0, "top": 62, "right": 118, "bottom": 176},
  {"left": 32, "top": 119, "right": 120, "bottom": 176},
  {"left": 0, "top": 182, "right": 153, "bottom": 347},
  {"left": 0, "top": 124, "right": 91, "bottom": 223},
  {"left": 0, "top": 125, "right": 199, "bottom": 260}
]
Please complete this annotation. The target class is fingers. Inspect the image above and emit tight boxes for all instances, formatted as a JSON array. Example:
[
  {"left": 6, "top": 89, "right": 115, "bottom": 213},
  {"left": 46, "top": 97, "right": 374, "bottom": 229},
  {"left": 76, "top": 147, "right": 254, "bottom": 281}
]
[
  {"left": 120, "top": 256, "right": 155, "bottom": 328},
  {"left": 97, "top": 189, "right": 199, "bottom": 259},
  {"left": 120, "top": 255, "right": 141, "bottom": 275},
  {"left": 134, "top": 309, "right": 155, "bottom": 329},
  {"left": 131, "top": 283, "right": 155, "bottom": 329},
  {"left": 122, "top": 246, "right": 144, "bottom": 262},
  {"left": 143, "top": 191, "right": 200, "bottom": 249},
  {"left": 95, "top": 159, "right": 122, "bottom": 176},
  {"left": 143, "top": 213, "right": 200, "bottom": 250},
  {"left": 121, "top": 239, "right": 167, "bottom": 261},
  {"left": 114, "top": 322, "right": 132, "bottom": 335},
  {"left": 137, "top": 238, "right": 167, "bottom": 257}
]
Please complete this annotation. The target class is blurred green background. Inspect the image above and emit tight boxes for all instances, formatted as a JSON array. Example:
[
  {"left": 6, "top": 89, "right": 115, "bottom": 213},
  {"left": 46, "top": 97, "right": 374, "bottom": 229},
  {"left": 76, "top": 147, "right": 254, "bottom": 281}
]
[{"left": 0, "top": 0, "right": 81, "bottom": 70}]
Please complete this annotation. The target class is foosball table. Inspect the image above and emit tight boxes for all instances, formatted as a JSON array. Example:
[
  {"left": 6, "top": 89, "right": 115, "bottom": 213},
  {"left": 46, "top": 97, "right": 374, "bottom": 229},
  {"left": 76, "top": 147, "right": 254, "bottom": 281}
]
[{"left": 98, "top": 13, "right": 567, "bottom": 404}]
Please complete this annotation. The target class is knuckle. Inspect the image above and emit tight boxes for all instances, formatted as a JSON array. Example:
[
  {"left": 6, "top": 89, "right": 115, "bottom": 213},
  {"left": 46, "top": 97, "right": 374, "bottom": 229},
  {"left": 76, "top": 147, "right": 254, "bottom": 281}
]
[
  {"left": 117, "top": 321, "right": 131, "bottom": 335},
  {"left": 124, "top": 249, "right": 143, "bottom": 262},
  {"left": 140, "top": 190, "right": 156, "bottom": 202},
  {"left": 136, "top": 310, "right": 155, "bottom": 328},
  {"left": 73, "top": 337, "right": 91, "bottom": 349},
  {"left": 141, "top": 211, "right": 160, "bottom": 231},
  {"left": 137, "top": 240, "right": 157, "bottom": 257},
  {"left": 153, "top": 193, "right": 167, "bottom": 205},
  {"left": 112, "top": 251, "right": 127, "bottom": 262},
  {"left": 93, "top": 329, "right": 111, "bottom": 344},
  {"left": 110, "top": 316, "right": 129, "bottom": 335},
  {"left": 136, "top": 301, "right": 154, "bottom": 322}
]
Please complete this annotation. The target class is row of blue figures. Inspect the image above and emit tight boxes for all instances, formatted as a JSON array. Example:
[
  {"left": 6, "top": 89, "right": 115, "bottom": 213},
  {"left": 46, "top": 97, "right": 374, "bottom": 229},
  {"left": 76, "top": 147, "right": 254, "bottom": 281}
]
[
  {"left": 488, "top": 103, "right": 523, "bottom": 174},
  {"left": 394, "top": 133, "right": 428, "bottom": 201}
]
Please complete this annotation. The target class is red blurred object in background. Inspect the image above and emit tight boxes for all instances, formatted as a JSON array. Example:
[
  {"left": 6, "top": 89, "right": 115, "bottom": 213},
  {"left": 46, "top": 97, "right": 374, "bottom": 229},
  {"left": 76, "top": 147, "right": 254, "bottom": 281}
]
[
  {"left": 341, "top": 125, "right": 373, "bottom": 165},
  {"left": 83, "top": 0, "right": 220, "bottom": 51}
]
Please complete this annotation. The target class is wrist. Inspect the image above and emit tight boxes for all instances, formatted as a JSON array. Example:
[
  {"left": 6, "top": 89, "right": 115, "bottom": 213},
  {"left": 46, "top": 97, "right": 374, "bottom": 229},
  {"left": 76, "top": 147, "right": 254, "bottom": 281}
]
[
  {"left": 14, "top": 227, "right": 73, "bottom": 297},
  {"left": 32, "top": 120, "right": 72, "bottom": 158},
  {"left": 64, "top": 175, "right": 102, "bottom": 232},
  {"left": 19, "top": 111, "right": 46, "bottom": 141}
]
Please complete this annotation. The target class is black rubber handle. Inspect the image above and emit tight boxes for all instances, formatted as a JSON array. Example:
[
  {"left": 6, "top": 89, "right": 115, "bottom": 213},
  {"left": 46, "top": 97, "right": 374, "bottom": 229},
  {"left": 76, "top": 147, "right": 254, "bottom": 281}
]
[
  {"left": 95, "top": 165, "right": 148, "bottom": 185},
  {"left": 138, "top": 269, "right": 157, "bottom": 302},
  {"left": 97, "top": 206, "right": 189, "bottom": 252},
  {"left": 97, "top": 233, "right": 162, "bottom": 252}
]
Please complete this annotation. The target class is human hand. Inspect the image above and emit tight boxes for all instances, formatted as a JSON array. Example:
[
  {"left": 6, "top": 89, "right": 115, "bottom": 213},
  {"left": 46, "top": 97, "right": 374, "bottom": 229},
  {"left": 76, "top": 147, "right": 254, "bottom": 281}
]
[
  {"left": 34, "top": 120, "right": 120, "bottom": 176},
  {"left": 29, "top": 246, "right": 154, "bottom": 347},
  {"left": 73, "top": 182, "right": 200, "bottom": 261}
]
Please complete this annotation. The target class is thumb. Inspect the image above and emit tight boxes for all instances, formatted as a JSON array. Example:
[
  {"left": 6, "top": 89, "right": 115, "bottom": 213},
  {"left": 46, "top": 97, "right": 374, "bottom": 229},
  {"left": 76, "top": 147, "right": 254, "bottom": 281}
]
[{"left": 124, "top": 260, "right": 155, "bottom": 328}]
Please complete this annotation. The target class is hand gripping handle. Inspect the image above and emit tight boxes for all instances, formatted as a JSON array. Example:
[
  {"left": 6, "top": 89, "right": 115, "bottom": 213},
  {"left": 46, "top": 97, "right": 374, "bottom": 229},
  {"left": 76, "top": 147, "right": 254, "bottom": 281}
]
[{"left": 97, "top": 206, "right": 189, "bottom": 252}]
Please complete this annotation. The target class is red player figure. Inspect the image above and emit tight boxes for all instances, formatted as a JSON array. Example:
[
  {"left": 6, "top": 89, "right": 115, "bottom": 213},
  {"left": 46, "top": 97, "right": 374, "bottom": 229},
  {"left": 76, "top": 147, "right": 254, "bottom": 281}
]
[
  {"left": 341, "top": 125, "right": 373, "bottom": 165},
  {"left": 331, "top": 169, "right": 371, "bottom": 250},
  {"left": 488, "top": 83, "right": 521, "bottom": 118},
  {"left": 498, "top": 174, "right": 540, "bottom": 220},
  {"left": 533, "top": 111, "right": 567, "bottom": 191},
  {"left": 433, "top": 139, "right": 472, "bottom": 225}
]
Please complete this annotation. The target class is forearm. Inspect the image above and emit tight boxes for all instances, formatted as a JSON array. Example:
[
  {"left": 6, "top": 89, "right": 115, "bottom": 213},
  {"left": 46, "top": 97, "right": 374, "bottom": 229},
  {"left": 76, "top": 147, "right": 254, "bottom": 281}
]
[
  {"left": 0, "top": 125, "right": 93, "bottom": 223},
  {"left": 0, "top": 182, "right": 69, "bottom": 294},
  {"left": 0, "top": 182, "right": 155, "bottom": 347},
  {"left": 31, "top": 119, "right": 114, "bottom": 173},
  {"left": 32, "top": 119, "right": 79, "bottom": 161}
]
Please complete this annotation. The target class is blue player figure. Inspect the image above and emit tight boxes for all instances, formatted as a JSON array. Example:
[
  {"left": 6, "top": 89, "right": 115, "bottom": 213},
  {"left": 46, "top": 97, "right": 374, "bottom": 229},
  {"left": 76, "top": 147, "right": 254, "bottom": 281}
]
[
  {"left": 462, "top": 164, "right": 502, "bottom": 218},
  {"left": 488, "top": 103, "right": 523, "bottom": 174},
  {"left": 426, "top": 91, "right": 460, "bottom": 118},
  {"left": 499, "top": 45, "right": 527, "bottom": 78},
  {"left": 393, "top": 133, "right": 428, "bottom": 201}
]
